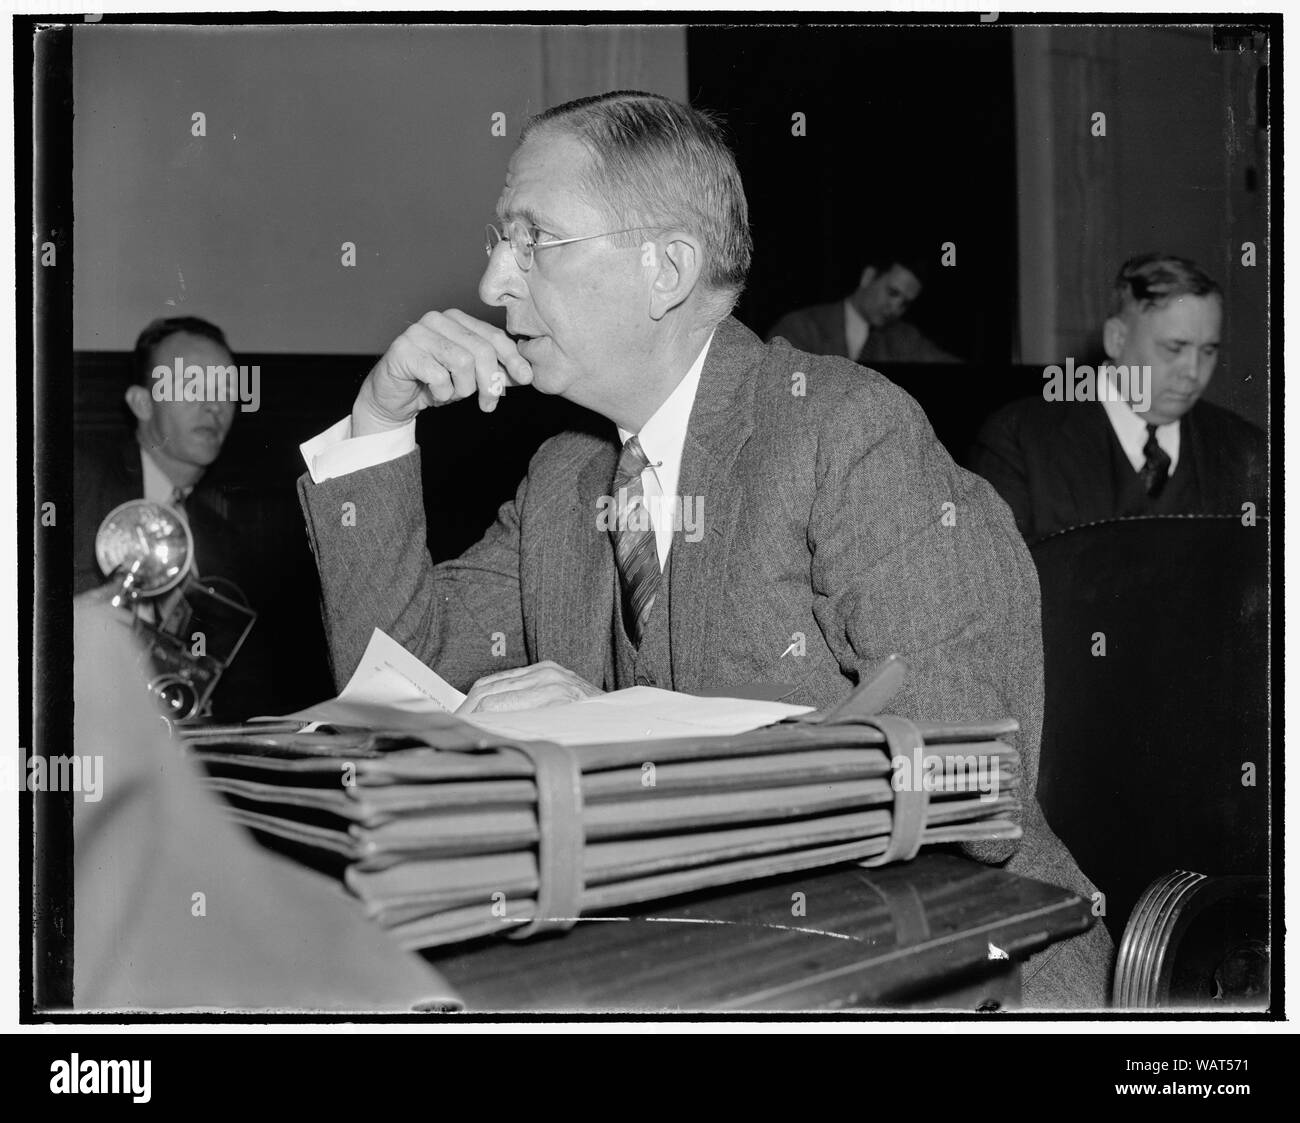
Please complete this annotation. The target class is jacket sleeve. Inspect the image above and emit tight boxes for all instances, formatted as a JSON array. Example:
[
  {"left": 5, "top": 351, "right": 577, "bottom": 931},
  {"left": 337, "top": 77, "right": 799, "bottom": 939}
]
[
  {"left": 298, "top": 448, "right": 528, "bottom": 694},
  {"left": 969, "top": 405, "right": 1037, "bottom": 541},
  {"left": 807, "top": 386, "right": 1046, "bottom": 866},
  {"left": 765, "top": 309, "right": 821, "bottom": 352}
]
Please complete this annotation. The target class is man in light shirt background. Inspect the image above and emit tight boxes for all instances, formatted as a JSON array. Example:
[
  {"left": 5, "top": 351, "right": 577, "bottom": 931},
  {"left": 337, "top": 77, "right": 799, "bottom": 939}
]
[
  {"left": 73, "top": 316, "right": 242, "bottom": 593},
  {"left": 765, "top": 247, "right": 959, "bottom": 366},
  {"left": 73, "top": 316, "right": 273, "bottom": 718},
  {"left": 971, "top": 253, "right": 1266, "bottom": 543}
]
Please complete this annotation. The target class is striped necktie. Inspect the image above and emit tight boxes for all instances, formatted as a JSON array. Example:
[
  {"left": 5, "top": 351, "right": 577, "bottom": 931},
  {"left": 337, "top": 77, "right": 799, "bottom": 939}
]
[
  {"left": 1140, "top": 424, "right": 1171, "bottom": 498},
  {"left": 610, "top": 435, "right": 661, "bottom": 646}
]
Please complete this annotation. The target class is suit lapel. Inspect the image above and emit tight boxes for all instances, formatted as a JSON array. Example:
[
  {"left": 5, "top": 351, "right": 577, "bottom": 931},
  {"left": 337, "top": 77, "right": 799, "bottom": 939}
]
[
  {"left": 537, "top": 437, "right": 619, "bottom": 686},
  {"left": 118, "top": 437, "right": 144, "bottom": 499},
  {"left": 1175, "top": 405, "right": 1207, "bottom": 502},
  {"left": 668, "top": 317, "right": 761, "bottom": 692},
  {"left": 1059, "top": 402, "right": 1123, "bottom": 523},
  {"left": 817, "top": 301, "right": 849, "bottom": 358}
]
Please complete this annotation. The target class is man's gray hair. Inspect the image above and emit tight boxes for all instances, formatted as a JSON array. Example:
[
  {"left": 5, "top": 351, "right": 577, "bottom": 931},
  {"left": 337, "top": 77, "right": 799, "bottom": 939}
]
[{"left": 521, "top": 90, "right": 753, "bottom": 319}]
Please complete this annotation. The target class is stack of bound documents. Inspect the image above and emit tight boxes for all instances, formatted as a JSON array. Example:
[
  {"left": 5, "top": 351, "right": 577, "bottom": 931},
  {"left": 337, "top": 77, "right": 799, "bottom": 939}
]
[{"left": 185, "top": 648, "right": 1022, "bottom": 952}]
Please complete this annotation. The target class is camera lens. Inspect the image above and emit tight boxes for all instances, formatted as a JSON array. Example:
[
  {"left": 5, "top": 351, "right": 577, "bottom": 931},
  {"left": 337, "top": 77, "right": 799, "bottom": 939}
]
[{"left": 149, "top": 674, "right": 197, "bottom": 719}]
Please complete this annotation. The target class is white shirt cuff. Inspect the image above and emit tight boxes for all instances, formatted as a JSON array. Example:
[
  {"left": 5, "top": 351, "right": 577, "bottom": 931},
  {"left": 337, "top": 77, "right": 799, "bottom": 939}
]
[{"left": 300, "top": 416, "right": 417, "bottom": 483}]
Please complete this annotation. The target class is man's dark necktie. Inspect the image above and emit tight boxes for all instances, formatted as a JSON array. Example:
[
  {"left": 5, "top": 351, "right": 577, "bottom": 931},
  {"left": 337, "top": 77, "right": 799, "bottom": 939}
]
[
  {"left": 610, "top": 435, "right": 661, "bottom": 646},
  {"left": 1140, "top": 424, "right": 1171, "bottom": 498}
]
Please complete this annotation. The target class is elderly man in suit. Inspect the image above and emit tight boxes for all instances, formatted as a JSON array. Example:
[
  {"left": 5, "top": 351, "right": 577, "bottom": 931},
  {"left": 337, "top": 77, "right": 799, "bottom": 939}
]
[
  {"left": 972, "top": 254, "right": 1267, "bottom": 543},
  {"left": 297, "top": 90, "right": 1110, "bottom": 1007},
  {"left": 766, "top": 249, "right": 959, "bottom": 365}
]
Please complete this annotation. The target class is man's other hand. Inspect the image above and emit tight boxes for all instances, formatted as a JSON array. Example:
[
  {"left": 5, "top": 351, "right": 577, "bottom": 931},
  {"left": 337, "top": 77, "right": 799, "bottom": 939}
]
[
  {"left": 458, "top": 660, "right": 603, "bottom": 714},
  {"left": 352, "top": 309, "right": 534, "bottom": 436}
]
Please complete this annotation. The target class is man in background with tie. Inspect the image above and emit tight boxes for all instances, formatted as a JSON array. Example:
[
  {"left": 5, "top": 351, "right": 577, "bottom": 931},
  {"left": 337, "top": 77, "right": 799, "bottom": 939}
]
[
  {"left": 73, "top": 315, "right": 242, "bottom": 596},
  {"left": 766, "top": 247, "right": 959, "bottom": 365},
  {"left": 297, "top": 90, "right": 1112, "bottom": 1007},
  {"left": 971, "top": 253, "right": 1267, "bottom": 543},
  {"left": 73, "top": 315, "right": 270, "bottom": 718}
]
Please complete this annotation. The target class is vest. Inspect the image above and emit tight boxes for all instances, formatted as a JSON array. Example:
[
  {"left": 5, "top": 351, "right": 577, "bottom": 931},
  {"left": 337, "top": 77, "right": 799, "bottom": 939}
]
[
  {"left": 1106, "top": 425, "right": 1202, "bottom": 520},
  {"left": 611, "top": 552, "right": 674, "bottom": 690}
]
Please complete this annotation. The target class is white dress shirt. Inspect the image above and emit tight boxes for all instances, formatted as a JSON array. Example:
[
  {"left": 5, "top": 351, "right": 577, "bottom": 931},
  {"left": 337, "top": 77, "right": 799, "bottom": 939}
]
[
  {"left": 141, "top": 446, "right": 190, "bottom": 507},
  {"left": 300, "top": 333, "right": 715, "bottom": 571},
  {"left": 1100, "top": 382, "right": 1181, "bottom": 477},
  {"left": 615, "top": 333, "right": 713, "bottom": 569},
  {"left": 843, "top": 299, "right": 869, "bottom": 362}
]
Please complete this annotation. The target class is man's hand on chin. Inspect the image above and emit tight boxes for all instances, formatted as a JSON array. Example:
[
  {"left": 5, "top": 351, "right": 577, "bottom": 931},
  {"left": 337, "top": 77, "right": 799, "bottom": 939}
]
[
  {"left": 458, "top": 661, "right": 604, "bottom": 714},
  {"left": 351, "top": 309, "right": 533, "bottom": 438}
]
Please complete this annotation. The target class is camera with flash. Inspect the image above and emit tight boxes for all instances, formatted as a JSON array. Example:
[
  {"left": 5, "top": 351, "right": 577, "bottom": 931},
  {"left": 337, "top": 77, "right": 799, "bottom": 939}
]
[{"left": 94, "top": 499, "right": 257, "bottom": 721}]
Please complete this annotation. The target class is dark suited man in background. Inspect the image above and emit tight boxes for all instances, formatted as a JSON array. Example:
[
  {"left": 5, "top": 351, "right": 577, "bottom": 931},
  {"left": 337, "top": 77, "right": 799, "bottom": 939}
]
[
  {"left": 972, "top": 253, "right": 1267, "bottom": 543},
  {"left": 766, "top": 248, "right": 959, "bottom": 364},
  {"left": 297, "top": 90, "right": 1110, "bottom": 1006},
  {"left": 74, "top": 315, "right": 271, "bottom": 717}
]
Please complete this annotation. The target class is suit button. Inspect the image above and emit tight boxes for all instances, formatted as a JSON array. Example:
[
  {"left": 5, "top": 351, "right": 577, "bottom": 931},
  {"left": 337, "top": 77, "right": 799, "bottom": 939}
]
[{"left": 635, "top": 673, "right": 654, "bottom": 686}]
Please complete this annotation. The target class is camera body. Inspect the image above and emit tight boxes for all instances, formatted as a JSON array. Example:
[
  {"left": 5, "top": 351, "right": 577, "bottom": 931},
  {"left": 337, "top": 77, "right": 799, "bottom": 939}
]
[
  {"left": 138, "top": 576, "right": 257, "bottom": 719},
  {"left": 96, "top": 499, "right": 257, "bottom": 721}
]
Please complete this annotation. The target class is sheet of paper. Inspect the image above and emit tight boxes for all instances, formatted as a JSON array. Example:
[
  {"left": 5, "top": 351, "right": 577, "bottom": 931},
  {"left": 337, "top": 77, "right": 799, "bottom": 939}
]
[
  {"left": 253, "top": 628, "right": 467, "bottom": 726},
  {"left": 262, "top": 630, "right": 812, "bottom": 743},
  {"left": 340, "top": 628, "right": 467, "bottom": 713},
  {"left": 462, "top": 686, "right": 813, "bottom": 746}
]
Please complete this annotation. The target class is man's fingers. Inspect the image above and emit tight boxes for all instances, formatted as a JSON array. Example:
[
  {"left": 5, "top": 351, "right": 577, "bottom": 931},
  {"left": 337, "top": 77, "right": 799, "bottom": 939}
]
[
  {"left": 458, "top": 662, "right": 596, "bottom": 714},
  {"left": 443, "top": 309, "right": 534, "bottom": 390},
  {"left": 468, "top": 683, "right": 578, "bottom": 714},
  {"left": 415, "top": 310, "right": 522, "bottom": 412},
  {"left": 467, "top": 660, "right": 562, "bottom": 689},
  {"left": 459, "top": 666, "right": 555, "bottom": 713},
  {"left": 399, "top": 322, "right": 461, "bottom": 403},
  {"left": 365, "top": 309, "right": 533, "bottom": 429}
]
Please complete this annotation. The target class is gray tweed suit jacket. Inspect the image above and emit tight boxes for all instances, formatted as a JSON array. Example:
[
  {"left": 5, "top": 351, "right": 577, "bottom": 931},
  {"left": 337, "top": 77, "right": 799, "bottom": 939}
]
[{"left": 299, "top": 315, "right": 1112, "bottom": 1006}]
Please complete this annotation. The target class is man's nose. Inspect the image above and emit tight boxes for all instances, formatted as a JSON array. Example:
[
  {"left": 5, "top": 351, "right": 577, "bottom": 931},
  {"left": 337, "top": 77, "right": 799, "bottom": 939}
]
[
  {"left": 479, "top": 243, "right": 525, "bottom": 307},
  {"left": 1178, "top": 351, "right": 1206, "bottom": 386}
]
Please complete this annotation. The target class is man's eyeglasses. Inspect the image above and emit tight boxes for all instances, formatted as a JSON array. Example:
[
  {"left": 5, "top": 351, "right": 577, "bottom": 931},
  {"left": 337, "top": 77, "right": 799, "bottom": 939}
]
[{"left": 485, "top": 220, "right": 648, "bottom": 272}]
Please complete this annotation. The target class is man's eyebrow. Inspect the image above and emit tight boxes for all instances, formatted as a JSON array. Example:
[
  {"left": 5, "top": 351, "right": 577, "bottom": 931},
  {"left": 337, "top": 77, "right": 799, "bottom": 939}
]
[{"left": 500, "top": 205, "right": 561, "bottom": 231}]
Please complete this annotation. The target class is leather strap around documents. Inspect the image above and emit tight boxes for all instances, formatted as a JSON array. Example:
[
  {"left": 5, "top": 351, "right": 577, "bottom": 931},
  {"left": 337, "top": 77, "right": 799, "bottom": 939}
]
[
  {"left": 798, "top": 655, "right": 929, "bottom": 867},
  {"left": 798, "top": 654, "right": 909, "bottom": 724},
  {"left": 505, "top": 739, "right": 585, "bottom": 939},
  {"left": 857, "top": 713, "right": 931, "bottom": 868}
]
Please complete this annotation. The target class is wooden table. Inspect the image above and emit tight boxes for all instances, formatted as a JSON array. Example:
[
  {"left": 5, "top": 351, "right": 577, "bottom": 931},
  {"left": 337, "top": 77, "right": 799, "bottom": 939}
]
[{"left": 430, "top": 852, "right": 1095, "bottom": 1012}]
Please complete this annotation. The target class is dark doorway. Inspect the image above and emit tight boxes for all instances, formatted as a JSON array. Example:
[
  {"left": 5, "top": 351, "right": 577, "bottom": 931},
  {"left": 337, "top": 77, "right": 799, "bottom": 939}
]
[{"left": 687, "top": 25, "right": 1018, "bottom": 365}]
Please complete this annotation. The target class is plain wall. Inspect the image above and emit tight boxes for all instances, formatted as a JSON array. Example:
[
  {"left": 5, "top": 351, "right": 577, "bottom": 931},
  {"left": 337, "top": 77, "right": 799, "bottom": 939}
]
[{"left": 72, "top": 24, "right": 687, "bottom": 353}]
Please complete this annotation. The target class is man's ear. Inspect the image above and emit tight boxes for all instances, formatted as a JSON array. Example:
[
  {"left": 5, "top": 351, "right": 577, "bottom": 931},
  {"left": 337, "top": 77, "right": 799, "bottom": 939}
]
[
  {"left": 647, "top": 232, "right": 703, "bottom": 321},
  {"left": 1102, "top": 316, "right": 1127, "bottom": 362},
  {"left": 124, "top": 384, "right": 153, "bottom": 424},
  {"left": 859, "top": 266, "right": 879, "bottom": 290}
]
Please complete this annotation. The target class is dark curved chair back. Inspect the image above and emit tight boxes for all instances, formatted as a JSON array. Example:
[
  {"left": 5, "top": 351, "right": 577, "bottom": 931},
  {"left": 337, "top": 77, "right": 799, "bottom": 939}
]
[{"left": 1031, "top": 515, "right": 1269, "bottom": 942}]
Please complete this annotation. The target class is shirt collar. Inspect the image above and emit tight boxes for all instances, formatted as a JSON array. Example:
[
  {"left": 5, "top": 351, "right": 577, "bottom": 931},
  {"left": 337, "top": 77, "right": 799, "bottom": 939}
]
[
  {"left": 617, "top": 330, "right": 715, "bottom": 491},
  {"left": 139, "top": 444, "right": 194, "bottom": 506},
  {"left": 844, "top": 298, "right": 869, "bottom": 359},
  {"left": 1099, "top": 376, "right": 1182, "bottom": 475}
]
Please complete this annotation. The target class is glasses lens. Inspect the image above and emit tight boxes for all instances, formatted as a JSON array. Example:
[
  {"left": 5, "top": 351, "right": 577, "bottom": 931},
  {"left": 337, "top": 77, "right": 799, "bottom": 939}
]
[
  {"left": 505, "top": 220, "right": 533, "bottom": 270},
  {"left": 485, "top": 224, "right": 502, "bottom": 259}
]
